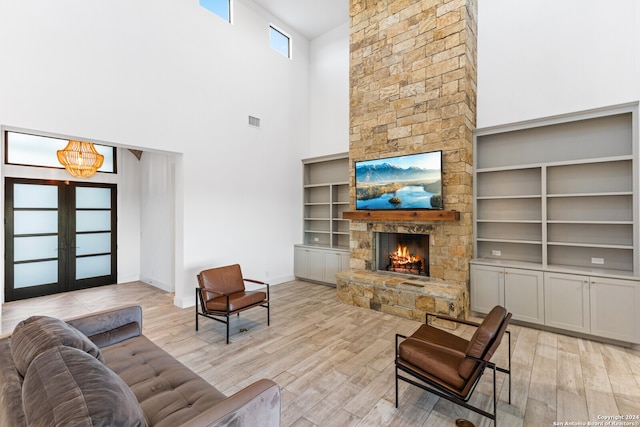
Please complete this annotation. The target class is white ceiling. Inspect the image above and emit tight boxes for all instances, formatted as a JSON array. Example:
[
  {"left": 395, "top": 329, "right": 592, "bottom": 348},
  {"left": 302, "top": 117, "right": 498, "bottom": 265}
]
[{"left": 252, "top": 0, "right": 348, "bottom": 40}]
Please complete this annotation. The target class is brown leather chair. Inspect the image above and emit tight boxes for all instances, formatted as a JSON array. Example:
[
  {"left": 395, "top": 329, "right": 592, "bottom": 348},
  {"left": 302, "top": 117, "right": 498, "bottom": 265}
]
[
  {"left": 395, "top": 305, "right": 511, "bottom": 426},
  {"left": 196, "top": 264, "right": 270, "bottom": 344}
]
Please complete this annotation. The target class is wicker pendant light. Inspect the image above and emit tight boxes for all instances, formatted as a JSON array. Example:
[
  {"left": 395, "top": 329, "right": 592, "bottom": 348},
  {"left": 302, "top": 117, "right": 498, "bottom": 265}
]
[{"left": 57, "top": 140, "right": 104, "bottom": 178}]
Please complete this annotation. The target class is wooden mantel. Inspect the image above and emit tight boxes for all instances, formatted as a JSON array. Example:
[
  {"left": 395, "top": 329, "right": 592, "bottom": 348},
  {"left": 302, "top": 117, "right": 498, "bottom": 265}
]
[{"left": 343, "top": 210, "right": 460, "bottom": 221}]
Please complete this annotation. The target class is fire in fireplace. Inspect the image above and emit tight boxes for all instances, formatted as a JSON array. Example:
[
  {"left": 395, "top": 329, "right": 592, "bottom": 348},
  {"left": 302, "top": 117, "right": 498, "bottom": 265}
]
[
  {"left": 376, "top": 232, "right": 429, "bottom": 276},
  {"left": 389, "top": 244, "right": 424, "bottom": 274}
]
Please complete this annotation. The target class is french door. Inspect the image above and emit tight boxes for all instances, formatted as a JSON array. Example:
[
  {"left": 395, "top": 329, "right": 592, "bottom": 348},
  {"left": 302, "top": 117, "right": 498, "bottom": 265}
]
[{"left": 4, "top": 178, "right": 117, "bottom": 301}]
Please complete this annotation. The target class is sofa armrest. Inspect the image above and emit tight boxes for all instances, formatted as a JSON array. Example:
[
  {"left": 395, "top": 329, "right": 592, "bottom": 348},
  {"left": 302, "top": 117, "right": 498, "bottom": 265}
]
[
  {"left": 66, "top": 305, "right": 143, "bottom": 347},
  {"left": 0, "top": 339, "right": 27, "bottom": 427},
  {"left": 179, "top": 379, "right": 281, "bottom": 427}
]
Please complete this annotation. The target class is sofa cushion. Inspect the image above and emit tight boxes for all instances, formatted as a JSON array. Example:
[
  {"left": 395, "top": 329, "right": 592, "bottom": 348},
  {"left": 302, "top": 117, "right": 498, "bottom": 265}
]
[
  {"left": 102, "top": 335, "right": 227, "bottom": 427},
  {"left": 10, "top": 315, "right": 104, "bottom": 376},
  {"left": 22, "top": 346, "right": 146, "bottom": 427}
]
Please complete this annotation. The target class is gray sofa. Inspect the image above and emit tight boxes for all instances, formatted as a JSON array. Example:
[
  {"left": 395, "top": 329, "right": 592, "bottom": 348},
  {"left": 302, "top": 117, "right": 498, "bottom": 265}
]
[{"left": 0, "top": 305, "right": 281, "bottom": 427}]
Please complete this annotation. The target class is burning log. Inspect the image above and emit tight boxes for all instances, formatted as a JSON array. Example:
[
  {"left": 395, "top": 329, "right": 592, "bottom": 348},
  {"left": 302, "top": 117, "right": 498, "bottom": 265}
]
[{"left": 387, "top": 244, "right": 424, "bottom": 274}]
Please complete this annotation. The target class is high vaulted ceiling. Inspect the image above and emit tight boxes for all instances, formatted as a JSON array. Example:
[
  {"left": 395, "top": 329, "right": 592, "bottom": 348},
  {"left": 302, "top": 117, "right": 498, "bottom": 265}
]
[{"left": 252, "top": 0, "right": 348, "bottom": 40}]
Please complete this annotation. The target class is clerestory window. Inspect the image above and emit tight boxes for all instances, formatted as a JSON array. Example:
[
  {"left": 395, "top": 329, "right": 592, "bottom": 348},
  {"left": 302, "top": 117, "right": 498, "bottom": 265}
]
[
  {"left": 199, "top": 0, "right": 231, "bottom": 23},
  {"left": 5, "top": 131, "right": 116, "bottom": 174},
  {"left": 269, "top": 25, "right": 291, "bottom": 58}
]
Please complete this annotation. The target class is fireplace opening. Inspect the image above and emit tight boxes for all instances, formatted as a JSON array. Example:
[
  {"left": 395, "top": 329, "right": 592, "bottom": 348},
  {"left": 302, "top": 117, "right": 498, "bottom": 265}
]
[{"left": 376, "top": 232, "right": 429, "bottom": 277}]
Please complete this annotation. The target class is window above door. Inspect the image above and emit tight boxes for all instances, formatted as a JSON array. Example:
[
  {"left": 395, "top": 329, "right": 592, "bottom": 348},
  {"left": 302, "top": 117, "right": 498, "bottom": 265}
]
[{"left": 5, "top": 131, "right": 116, "bottom": 174}]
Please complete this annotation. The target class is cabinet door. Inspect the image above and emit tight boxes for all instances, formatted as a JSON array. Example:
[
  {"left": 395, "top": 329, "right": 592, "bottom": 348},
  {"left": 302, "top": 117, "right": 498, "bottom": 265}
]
[
  {"left": 544, "top": 272, "right": 590, "bottom": 333},
  {"left": 293, "top": 247, "right": 308, "bottom": 278},
  {"left": 323, "top": 251, "right": 342, "bottom": 285},
  {"left": 294, "top": 247, "right": 324, "bottom": 282},
  {"left": 306, "top": 249, "right": 325, "bottom": 282},
  {"left": 590, "top": 277, "right": 640, "bottom": 344},
  {"left": 470, "top": 265, "right": 504, "bottom": 314},
  {"left": 504, "top": 268, "right": 544, "bottom": 325}
]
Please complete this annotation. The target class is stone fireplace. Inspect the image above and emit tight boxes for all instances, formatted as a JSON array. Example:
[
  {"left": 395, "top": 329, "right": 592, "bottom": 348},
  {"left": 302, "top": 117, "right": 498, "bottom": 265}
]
[{"left": 336, "top": 0, "right": 477, "bottom": 326}]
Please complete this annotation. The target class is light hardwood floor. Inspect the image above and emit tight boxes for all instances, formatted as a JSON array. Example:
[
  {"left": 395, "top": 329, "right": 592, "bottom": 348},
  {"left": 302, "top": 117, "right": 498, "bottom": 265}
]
[{"left": 2, "top": 280, "right": 640, "bottom": 427}]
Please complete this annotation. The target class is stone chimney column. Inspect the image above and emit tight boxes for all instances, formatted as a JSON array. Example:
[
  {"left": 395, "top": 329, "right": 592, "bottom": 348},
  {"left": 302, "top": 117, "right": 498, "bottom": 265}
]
[{"left": 348, "top": 0, "right": 477, "bottom": 287}]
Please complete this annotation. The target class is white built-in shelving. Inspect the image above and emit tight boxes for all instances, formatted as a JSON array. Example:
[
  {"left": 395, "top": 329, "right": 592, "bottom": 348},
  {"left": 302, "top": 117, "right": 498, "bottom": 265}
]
[
  {"left": 474, "top": 105, "right": 637, "bottom": 274},
  {"left": 302, "top": 154, "right": 350, "bottom": 249},
  {"left": 296, "top": 153, "right": 350, "bottom": 285},
  {"left": 471, "top": 103, "right": 640, "bottom": 344}
]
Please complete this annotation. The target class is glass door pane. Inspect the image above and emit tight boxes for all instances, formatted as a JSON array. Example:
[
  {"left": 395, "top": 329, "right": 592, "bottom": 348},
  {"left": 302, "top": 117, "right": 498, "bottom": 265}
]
[
  {"left": 76, "top": 255, "right": 111, "bottom": 280},
  {"left": 76, "top": 233, "right": 111, "bottom": 256},
  {"left": 14, "top": 211, "right": 58, "bottom": 234},
  {"left": 14, "top": 261, "right": 58, "bottom": 289},
  {"left": 14, "top": 183, "right": 58, "bottom": 207},
  {"left": 76, "top": 211, "right": 111, "bottom": 231},
  {"left": 5, "top": 180, "right": 61, "bottom": 300},
  {"left": 74, "top": 185, "right": 115, "bottom": 284},
  {"left": 14, "top": 235, "right": 58, "bottom": 261},
  {"left": 76, "top": 187, "right": 111, "bottom": 208}
]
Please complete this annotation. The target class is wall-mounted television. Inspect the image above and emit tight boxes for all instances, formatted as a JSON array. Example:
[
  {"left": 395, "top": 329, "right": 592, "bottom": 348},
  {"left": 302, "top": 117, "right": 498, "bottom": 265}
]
[{"left": 355, "top": 151, "right": 443, "bottom": 210}]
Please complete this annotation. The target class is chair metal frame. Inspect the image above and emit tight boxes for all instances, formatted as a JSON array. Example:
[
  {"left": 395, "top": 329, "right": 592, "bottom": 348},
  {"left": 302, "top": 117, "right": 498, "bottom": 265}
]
[
  {"left": 195, "top": 277, "right": 270, "bottom": 344},
  {"left": 395, "top": 312, "right": 511, "bottom": 426}
]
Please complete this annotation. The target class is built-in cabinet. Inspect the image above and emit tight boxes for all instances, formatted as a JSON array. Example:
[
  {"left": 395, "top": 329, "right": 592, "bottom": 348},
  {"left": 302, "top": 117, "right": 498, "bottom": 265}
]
[
  {"left": 472, "top": 265, "right": 640, "bottom": 344},
  {"left": 471, "top": 103, "right": 640, "bottom": 344},
  {"left": 295, "top": 153, "right": 350, "bottom": 285},
  {"left": 544, "top": 272, "right": 640, "bottom": 343},
  {"left": 589, "top": 276, "right": 640, "bottom": 343},
  {"left": 294, "top": 245, "right": 349, "bottom": 285},
  {"left": 543, "top": 272, "right": 590, "bottom": 334},
  {"left": 470, "top": 265, "right": 544, "bottom": 325}
]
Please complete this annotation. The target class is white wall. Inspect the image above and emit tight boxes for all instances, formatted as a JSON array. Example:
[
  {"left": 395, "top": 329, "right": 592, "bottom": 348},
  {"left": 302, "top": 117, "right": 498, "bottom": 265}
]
[
  {"left": 308, "top": 22, "right": 350, "bottom": 158},
  {"left": 115, "top": 149, "right": 143, "bottom": 284},
  {"left": 477, "top": 0, "right": 639, "bottom": 128},
  {"left": 0, "top": 0, "right": 310, "bottom": 307},
  {"left": 139, "top": 151, "right": 174, "bottom": 291}
]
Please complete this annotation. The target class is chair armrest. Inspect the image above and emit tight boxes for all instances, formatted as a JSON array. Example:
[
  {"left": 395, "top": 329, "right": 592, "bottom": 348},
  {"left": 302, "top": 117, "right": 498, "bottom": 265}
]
[
  {"left": 464, "top": 353, "right": 497, "bottom": 369},
  {"left": 244, "top": 278, "right": 269, "bottom": 286},
  {"left": 426, "top": 312, "right": 481, "bottom": 328},
  {"left": 198, "top": 287, "right": 225, "bottom": 298},
  {"left": 179, "top": 379, "right": 281, "bottom": 427},
  {"left": 244, "top": 279, "right": 269, "bottom": 301}
]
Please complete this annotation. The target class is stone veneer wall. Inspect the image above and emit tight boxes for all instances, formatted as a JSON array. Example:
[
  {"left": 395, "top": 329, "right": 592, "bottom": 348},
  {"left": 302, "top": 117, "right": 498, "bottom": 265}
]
[{"left": 348, "top": 0, "right": 477, "bottom": 288}]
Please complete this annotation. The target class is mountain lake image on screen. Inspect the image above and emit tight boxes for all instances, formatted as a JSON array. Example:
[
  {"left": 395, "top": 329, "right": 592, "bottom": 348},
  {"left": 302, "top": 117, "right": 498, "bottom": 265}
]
[{"left": 355, "top": 151, "right": 443, "bottom": 210}]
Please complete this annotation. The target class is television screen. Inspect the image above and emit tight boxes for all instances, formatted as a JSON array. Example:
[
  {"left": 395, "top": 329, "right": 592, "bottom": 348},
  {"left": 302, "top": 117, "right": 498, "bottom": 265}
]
[{"left": 355, "top": 151, "right": 442, "bottom": 210}]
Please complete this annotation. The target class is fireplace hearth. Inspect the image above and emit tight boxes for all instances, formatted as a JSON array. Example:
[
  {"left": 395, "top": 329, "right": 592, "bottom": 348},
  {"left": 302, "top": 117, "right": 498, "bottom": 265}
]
[
  {"left": 336, "top": 219, "right": 469, "bottom": 326},
  {"left": 377, "top": 232, "right": 429, "bottom": 277}
]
